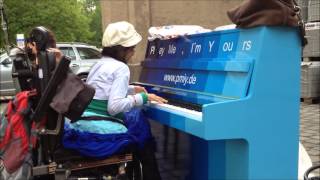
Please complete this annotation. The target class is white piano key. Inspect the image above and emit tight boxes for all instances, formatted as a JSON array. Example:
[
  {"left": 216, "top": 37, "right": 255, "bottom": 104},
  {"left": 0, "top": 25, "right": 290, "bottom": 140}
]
[{"left": 146, "top": 101, "right": 203, "bottom": 122}]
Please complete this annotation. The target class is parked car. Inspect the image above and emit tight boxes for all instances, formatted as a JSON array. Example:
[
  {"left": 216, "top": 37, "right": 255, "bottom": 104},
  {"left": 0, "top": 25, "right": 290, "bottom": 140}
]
[
  {"left": 0, "top": 52, "right": 15, "bottom": 96},
  {"left": 57, "top": 42, "right": 101, "bottom": 81},
  {"left": 0, "top": 42, "right": 101, "bottom": 96}
]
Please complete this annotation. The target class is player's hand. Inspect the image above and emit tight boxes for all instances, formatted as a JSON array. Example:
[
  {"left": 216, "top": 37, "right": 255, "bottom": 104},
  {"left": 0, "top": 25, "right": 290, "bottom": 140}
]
[
  {"left": 134, "top": 85, "right": 147, "bottom": 93},
  {"left": 147, "top": 93, "right": 168, "bottom": 104}
]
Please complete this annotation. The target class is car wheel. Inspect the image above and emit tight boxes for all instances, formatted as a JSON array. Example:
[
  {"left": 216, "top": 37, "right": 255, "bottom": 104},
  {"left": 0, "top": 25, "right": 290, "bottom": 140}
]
[{"left": 78, "top": 74, "right": 88, "bottom": 82}]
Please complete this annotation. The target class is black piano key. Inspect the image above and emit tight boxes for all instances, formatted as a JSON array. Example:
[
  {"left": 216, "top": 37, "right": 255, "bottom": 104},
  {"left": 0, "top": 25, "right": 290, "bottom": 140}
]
[{"left": 166, "top": 98, "right": 202, "bottom": 112}]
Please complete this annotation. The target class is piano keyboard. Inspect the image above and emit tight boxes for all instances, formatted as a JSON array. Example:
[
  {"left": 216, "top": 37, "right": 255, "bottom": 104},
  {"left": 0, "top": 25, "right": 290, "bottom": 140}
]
[
  {"left": 147, "top": 101, "right": 203, "bottom": 122},
  {"left": 167, "top": 98, "right": 202, "bottom": 112}
]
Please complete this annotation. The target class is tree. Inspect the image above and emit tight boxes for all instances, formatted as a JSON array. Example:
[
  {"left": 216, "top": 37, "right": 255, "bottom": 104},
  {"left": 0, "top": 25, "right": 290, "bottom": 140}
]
[
  {"left": 82, "top": 0, "right": 102, "bottom": 47},
  {"left": 0, "top": 0, "right": 101, "bottom": 49}
]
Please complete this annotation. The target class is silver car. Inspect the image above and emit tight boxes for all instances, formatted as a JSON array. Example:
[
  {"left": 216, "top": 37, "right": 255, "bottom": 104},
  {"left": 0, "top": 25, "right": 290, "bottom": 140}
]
[
  {"left": 57, "top": 42, "right": 101, "bottom": 81},
  {"left": 0, "top": 52, "right": 15, "bottom": 96},
  {"left": 0, "top": 42, "right": 101, "bottom": 96}
]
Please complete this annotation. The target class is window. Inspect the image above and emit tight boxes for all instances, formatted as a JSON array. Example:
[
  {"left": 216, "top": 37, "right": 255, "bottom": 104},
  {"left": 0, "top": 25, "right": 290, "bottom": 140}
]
[
  {"left": 77, "top": 47, "right": 101, "bottom": 60},
  {"left": 59, "top": 47, "right": 76, "bottom": 60}
]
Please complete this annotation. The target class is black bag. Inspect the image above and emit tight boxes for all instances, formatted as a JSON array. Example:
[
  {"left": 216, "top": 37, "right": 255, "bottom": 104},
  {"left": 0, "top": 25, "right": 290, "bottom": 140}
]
[
  {"left": 50, "top": 73, "right": 95, "bottom": 121},
  {"left": 227, "top": 0, "right": 307, "bottom": 46}
]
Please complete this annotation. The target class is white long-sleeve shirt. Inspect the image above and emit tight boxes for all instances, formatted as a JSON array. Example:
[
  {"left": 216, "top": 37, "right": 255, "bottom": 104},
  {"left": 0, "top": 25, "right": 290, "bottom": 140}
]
[{"left": 86, "top": 56, "right": 145, "bottom": 116}]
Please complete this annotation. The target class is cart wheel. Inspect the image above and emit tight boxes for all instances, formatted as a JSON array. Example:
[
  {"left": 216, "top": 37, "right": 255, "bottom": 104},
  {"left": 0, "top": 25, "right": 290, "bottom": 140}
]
[
  {"left": 78, "top": 74, "right": 88, "bottom": 82},
  {"left": 125, "top": 159, "right": 143, "bottom": 180},
  {"left": 304, "top": 164, "right": 320, "bottom": 180}
]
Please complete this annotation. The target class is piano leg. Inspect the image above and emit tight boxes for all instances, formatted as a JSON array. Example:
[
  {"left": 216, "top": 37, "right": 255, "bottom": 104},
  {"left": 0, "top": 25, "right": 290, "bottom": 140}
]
[
  {"left": 173, "top": 129, "right": 179, "bottom": 167},
  {"left": 190, "top": 137, "right": 248, "bottom": 180},
  {"left": 163, "top": 126, "right": 180, "bottom": 167},
  {"left": 163, "top": 126, "right": 169, "bottom": 158}
]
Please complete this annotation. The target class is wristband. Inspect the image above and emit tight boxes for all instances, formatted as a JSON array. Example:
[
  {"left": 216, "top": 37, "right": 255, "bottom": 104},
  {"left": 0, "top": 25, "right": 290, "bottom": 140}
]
[{"left": 140, "top": 92, "right": 148, "bottom": 104}]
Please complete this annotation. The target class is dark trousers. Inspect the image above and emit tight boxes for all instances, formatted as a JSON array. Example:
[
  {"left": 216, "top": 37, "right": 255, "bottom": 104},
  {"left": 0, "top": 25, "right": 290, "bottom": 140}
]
[
  {"left": 139, "top": 140, "right": 161, "bottom": 180},
  {"left": 128, "top": 140, "right": 161, "bottom": 180}
]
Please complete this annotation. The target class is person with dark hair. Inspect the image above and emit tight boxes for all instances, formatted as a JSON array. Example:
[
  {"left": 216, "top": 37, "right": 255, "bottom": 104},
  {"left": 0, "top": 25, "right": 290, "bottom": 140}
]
[
  {"left": 86, "top": 21, "right": 166, "bottom": 180},
  {"left": 26, "top": 26, "right": 62, "bottom": 66}
]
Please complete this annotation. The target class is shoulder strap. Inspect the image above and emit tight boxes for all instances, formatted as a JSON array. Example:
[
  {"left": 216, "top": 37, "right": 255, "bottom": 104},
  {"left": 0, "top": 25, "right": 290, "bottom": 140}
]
[{"left": 279, "top": 0, "right": 308, "bottom": 46}]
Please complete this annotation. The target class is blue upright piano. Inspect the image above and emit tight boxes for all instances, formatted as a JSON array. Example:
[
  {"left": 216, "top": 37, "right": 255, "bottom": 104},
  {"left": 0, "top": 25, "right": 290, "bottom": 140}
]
[{"left": 136, "top": 26, "right": 301, "bottom": 180}]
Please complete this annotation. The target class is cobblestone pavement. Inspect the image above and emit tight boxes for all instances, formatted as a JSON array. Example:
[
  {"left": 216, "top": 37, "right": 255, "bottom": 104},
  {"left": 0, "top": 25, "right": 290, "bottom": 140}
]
[
  {"left": 0, "top": 102, "right": 7, "bottom": 113},
  {"left": 300, "top": 102, "right": 320, "bottom": 166}
]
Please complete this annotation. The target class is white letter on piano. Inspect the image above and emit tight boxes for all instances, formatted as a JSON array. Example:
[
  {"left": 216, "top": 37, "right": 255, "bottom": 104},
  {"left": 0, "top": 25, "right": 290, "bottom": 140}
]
[
  {"left": 168, "top": 44, "right": 176, "bottom": 54},
  {"left": 191, "top": 43, "right": 195, "bottom": 53},
  {"left": 223, "top": 42, "right": 233, "bottom": 52},
  {"left": 242, "top": 40, "right": 252, "bottom": 51},
  {"left": 209, "top": 41, "right": 215, "bottom": 52},
  {"left": 150, "top": 46, "right": 155, "bottom": 55},
  {"left": 183, "top": 74, "right": 188, "bottom": 86},
  {"left": 190, "top": 74, "right": 197, "bottom": 84},
  {"left": 159, "top": 47, "right": 165, "bottom": 56},
  {"left": 191, "top": 43, "right": 201, "bottom": 54}
]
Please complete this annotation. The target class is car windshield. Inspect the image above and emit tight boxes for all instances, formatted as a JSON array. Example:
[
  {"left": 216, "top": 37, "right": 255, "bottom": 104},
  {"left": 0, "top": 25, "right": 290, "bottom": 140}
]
[
  {"left": 0, "top": 53, "right": 9, "bottom": 62},
  {"left": 77, "top": 47, "right": 101, "bottom": 59},
  {"left": 59, "top": 47, "right": 76, "bottom": 60}
]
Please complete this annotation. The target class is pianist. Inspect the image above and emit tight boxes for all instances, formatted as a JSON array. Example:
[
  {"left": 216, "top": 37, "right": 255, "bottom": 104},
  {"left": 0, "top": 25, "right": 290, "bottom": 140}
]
[{"left": 86, "top": 21, "right": 167, "bottom": 180}]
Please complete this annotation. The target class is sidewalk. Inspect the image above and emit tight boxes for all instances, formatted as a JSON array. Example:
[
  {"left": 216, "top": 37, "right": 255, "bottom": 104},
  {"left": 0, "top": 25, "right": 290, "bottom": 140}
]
[{"left": 300, "top": 102, "right": 320, "bottom": 166}]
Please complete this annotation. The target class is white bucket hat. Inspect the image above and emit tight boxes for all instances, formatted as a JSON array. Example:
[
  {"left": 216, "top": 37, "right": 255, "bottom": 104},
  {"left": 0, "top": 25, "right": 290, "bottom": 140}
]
[{"left": 102, "top": 21, "right": 142, "bottom": 47}]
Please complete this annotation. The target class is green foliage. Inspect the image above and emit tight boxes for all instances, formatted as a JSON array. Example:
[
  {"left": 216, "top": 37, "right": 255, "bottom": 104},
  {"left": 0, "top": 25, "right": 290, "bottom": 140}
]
[
  {"left": 87, "top": 0, "right": 102, "bottom": 47},
  {"left": 0, "top": 0, "right": 102, "bottom": 48}
]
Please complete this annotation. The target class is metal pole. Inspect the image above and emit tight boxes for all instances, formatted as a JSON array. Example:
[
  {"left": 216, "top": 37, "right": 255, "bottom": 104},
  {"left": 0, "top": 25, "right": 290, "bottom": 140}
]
[{"left": 0, "top": 0, "right": 10, "bottom": 54}]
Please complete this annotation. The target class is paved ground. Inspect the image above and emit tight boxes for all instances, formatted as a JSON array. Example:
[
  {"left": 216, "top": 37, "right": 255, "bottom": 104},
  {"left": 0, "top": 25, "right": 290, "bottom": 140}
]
[
  {"left": 300, "top": 102, "right": 320, "bottom": 167},
  {"left": 0, "top": 102, "right": 6, "bottom": 113}
]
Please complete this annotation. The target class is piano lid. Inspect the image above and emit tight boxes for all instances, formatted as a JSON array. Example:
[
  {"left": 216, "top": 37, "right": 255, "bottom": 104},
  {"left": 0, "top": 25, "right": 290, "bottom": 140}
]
[{"left": 139, "top": 28, "right": 257, "bottom": 99}]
